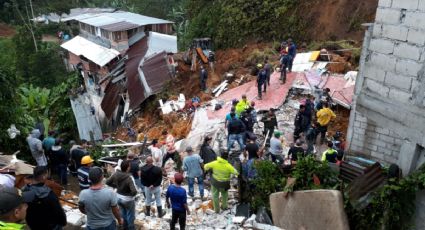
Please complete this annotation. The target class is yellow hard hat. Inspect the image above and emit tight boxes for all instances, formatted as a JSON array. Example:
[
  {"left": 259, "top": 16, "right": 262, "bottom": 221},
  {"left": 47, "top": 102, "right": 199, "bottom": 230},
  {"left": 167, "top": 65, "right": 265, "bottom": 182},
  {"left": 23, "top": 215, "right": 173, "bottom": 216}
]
[
  {"left": 81, "top": 155, "right": 94, "bottom": 165},
  {"left": 257, "top": 63, "right": 263, "bottom": 68}
]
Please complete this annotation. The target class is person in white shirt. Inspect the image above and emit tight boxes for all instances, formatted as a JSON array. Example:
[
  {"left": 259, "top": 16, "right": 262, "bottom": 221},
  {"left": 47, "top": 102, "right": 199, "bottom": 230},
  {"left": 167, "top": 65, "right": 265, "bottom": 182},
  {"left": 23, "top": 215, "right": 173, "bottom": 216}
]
[{"left": 149, "top": 139, "right": 163, "bottom": 168}]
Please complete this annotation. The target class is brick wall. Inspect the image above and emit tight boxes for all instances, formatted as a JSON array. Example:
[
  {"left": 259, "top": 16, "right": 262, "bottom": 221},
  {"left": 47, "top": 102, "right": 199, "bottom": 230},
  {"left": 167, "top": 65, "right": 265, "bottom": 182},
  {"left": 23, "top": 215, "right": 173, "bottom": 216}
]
[{"left": 348, "top": 0, "right": 425, "bottom": 228}]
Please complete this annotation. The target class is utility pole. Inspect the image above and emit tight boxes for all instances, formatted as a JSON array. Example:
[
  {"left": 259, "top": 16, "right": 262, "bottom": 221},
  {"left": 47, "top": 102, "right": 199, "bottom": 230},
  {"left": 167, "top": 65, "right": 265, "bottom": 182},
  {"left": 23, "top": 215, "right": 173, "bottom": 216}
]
[{"left": 29, "top": 0, "right": 35, "bottom": 22}]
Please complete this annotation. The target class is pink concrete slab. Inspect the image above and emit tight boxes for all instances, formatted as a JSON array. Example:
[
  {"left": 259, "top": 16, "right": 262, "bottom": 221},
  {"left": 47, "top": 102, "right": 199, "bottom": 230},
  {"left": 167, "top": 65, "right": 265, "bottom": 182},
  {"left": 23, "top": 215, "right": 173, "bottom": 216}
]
[{"left": 207, "top": 71, "right": 298, "bottom": 120}]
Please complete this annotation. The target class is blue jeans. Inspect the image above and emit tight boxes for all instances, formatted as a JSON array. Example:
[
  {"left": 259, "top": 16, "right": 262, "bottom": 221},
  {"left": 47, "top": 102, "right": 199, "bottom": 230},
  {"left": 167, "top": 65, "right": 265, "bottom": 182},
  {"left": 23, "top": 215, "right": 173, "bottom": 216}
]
[
  {"left": 118, "top": 198, "right": 135, "bottom": 230},
  {"left": 187, "top": 176, "right": 204, "bottom": 198},
  {"left": 57, "top": 164, "right": 68, "bottom": 185},
  {"left": 86, "top": 221, "right": 116, "bottom": 230},
  {"left": 227, "top": 134, "right": 245, "bottom": 151},
  {"left": 145, "top": 186, "right": 162, "bottom": 206}
]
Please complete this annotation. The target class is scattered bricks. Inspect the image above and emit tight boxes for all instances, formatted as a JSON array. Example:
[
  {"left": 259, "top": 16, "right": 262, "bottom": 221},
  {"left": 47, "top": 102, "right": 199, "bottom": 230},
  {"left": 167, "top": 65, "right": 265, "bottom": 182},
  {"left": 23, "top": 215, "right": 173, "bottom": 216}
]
[
  {"left": 372, "top": 23, "right": 383, "bottom": 37},
  {"left": 369, "top": 38, "right": 395, "bottom": 54},
  {"left": 363, "top": 64, "right": 386, "bottom": 82},
  {"left": 384, "top": 72, "right": 412, "bottom": 90},
  {"left": 364, "top": 79, "right": 390, "bottom": 97},
  {"left": 394, "top": 42, "right": 422, "bottom": 60},
  {"left": 392, "top": 0, "right": 419, "bottom": 10},
  {"left": 370, "top": 52, "right": 397, "bottom": 71},
  {"left": 395, "top": 58, "right": 422, "bottom": 77},
  {"left": 379, "top": 0, "right": 392, "bottom": 7},
  {"left": 382, "top": 24, "right": 408, "bottom": 41},
  {"left": 407, "top": 29, "right": 425, "bottom": 46},
  {"left": 388, "top": 88, "right": 412, "bottom": 103},
  {"left": 404, "top": 11, "right": 425, "bottom": 30},
  {"left": 375, "top": 7, "right": 402, "bottom": 24}
]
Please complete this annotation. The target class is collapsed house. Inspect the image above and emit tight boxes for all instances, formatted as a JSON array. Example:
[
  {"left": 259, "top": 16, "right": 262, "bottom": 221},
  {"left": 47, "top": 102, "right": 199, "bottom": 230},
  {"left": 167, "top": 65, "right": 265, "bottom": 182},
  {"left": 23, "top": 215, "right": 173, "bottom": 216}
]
[{"left": 58, "top": 10, "right": 177, "bottom": 140}]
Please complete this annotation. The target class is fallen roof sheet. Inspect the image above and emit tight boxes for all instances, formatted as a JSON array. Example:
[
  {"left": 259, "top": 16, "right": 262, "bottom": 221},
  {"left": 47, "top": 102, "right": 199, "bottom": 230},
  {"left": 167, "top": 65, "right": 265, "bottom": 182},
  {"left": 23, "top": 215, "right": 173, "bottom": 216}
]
[
  {"left": 292, "top": 52, "right": 319, "bottom": 72},
  {"left": 61, "top": 36, "right": 120, "bottom": 67},
  {"left": 145, "top": 32, "right": 178, "bottom": 58},
  {"left": 126, "top": 37, "right": 148, "bottom": 109},
  {"left": 293, "top": 71, "right": 355, "bottom": 108},
  {"left": 101, "top": 82, "right": 124, "bottom": 119},
  {"left": 70, "top": 94, "right": 103, "bottom": 141},
  {"left": 141, "top": 51, "right": 172, "bottom": 94},
  {"left": 207, "top": 71, "right": 297, "bottom": 120}
]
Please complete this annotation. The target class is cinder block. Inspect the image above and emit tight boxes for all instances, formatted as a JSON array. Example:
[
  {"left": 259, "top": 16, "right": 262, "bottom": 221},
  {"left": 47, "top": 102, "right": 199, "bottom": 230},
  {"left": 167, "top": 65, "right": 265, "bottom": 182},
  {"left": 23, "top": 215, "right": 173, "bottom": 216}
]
[
  {"left": 350, "top": 144, "right": 363, "bottom": 153},
  {"left": 366, "top": 144, "right": 379, "bottom": 151},
  {"left": 382, "top": 25, "right": 408, "bottom": 41},
  {"left": 360, "top": 122, "right": 368, "bottom": 129},
  {"left": 376, "top": 127, "right": 390, "bottom": 135},
  {"left": 380, "top": 134, "right": 395, "bottom": 143},
  {"left": 364, "top": 64, "right": 386, "bottom": 82},
  {"left": 378, "top": 145, "right": 394, "bottom": 154},
  {"left": 384, "top": 72, "right": 412, "bottom": 90},
  {"left": 375, "top": 7, "right": 402, "bottom": 24},
  {"left": 370, "top": 38, "right": 395, "bottom": 54},
  {"left": 371, "top": 151, "right": 385, "bottom": 160},
  {"left": 364, "top": 79, "right": 390, "bottom": 97},
  {"left": 384, "top": 155, "right": 398, "bottom": 163},
  {"left": 389, "top": 130, "right": 402, "bottom": 138},
  {"left": 395, "top": 58, "right": 422, "bottom": 77},
  {"left": 407, "top": 29, "right": 425, "bottom": 45},
  {"left": 379, "top": 0, "right": 392, "bottom": 7},
  {"left": 354, "top": 127, "right": 366, "bottom": 135},
  {"left": 392, "top": 150, "right": 401, "bottom": 157},
  {"left": 355, "top": 113, "right": 368, "bottom": 122},
  {"left": 388, "top": 88, "right": 412, "bottom": 103},
  {"left": 394, "top": 42, "right": 422, "bottom": 60},
  {"left": 392, "top": 0, "right": 419, "bottom": 10},
  {"left": 372, "top": 23, "right": 383, "bottom": 37},
  {"left": 405, "top": 11, "right": 425, "bottom": 30},
  {"left": 370, "top": 52, "right": 397, "bottom": 71}
]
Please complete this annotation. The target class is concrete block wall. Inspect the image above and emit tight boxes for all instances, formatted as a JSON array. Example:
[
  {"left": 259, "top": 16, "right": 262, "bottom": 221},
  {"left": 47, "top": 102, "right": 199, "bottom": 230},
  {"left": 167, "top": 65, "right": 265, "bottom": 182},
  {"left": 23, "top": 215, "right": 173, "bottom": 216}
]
[{"left": 348, "top": 0, "right": 425, "bottom": 228}]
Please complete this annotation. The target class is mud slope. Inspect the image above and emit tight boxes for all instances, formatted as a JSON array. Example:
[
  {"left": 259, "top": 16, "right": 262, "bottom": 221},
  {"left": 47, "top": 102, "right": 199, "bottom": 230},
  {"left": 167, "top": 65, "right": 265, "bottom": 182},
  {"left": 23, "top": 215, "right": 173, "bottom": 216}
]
[{"left": 299, "top": 0, "right": 378, "bottom": 41}]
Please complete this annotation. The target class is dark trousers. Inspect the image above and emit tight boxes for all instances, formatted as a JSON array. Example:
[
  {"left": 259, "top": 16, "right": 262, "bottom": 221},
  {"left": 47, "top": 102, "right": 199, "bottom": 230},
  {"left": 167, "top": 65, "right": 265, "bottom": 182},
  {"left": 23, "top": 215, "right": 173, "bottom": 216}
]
[
  {"left": 257, "top": 82, "right": 264, "bottom": 99},
  {"left": 200, "top": 79, "right": 206, "bottom": 91},
  {"left": 266, "top": 74, "right": 271, "bottom": 86},
  {"left": 57, "top": 164, "right": 68, "bottom": 185},
  {"left": 280, "top": 65, "right": 287, "bottom": 83},
  {"left": 288, "top": 56, "right": 294, "bottom": 72},
  {"left": 317, "top": 124, "right": 328, "bottom": 144},
  {"left": 170, "top": 210, "right": 186, "bottom": 230}
]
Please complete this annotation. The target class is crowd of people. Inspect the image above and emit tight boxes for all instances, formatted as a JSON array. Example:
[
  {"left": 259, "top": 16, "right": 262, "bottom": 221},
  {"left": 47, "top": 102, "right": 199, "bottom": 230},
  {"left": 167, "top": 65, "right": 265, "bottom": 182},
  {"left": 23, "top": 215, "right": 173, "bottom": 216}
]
[{"left": 0, "top": 38, "right": 349, "bottom": 230}]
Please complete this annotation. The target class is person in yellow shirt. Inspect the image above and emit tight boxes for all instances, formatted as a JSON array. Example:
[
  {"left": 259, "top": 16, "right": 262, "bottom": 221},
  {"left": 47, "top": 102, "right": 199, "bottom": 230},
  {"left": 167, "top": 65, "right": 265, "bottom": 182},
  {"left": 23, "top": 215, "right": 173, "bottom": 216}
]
[
  {"left": 204, "top": 151, "right": 239, "bottom": 213},
  {"left": 235, "top": 95, "right": 250, "bottom": 116},
  {"left": 316, "top": 102, "right": 336, "bottom": 144}
]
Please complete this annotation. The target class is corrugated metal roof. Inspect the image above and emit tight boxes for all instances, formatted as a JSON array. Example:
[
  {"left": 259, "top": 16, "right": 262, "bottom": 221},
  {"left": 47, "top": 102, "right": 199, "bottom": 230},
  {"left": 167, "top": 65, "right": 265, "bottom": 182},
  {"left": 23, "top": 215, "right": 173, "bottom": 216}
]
[
  {"left": 79, "top": 15, "right": 122, "bottom": 27},
  {"left": 145, "top": 32, "right": 177, "bottom": 58},
  {"left": 126, "top": 37, "right": 148, "bottom": 109},
  {"left": 61, "top": 36, "right": 120, "bottom": 67},
  {"left": 141, "top": 51, "right": 172, "bottom": 94},
  {"left": 100, "top": 21, "right": 139, "bottom": 32},
  {"left": 101, "top": 82, "right": 124, "bottom": 119},
  {"left": 63, "top": 11, "right": 173, "bottom": 27}
]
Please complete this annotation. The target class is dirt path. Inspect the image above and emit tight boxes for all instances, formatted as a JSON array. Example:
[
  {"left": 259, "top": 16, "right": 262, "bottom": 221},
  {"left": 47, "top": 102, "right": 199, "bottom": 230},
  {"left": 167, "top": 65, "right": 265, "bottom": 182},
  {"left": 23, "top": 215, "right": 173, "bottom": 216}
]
[{"left": 0, "top": 23, "right": 15, "bottom": 37}]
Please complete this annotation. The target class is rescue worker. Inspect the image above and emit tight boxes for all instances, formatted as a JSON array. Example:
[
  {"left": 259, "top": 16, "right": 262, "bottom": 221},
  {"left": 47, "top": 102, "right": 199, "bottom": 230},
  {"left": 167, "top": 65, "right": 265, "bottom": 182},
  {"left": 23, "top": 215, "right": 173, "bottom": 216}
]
[
  {"left": 235, "top": 95, "right": 250, "bottom": 116},
  {"left": 316, "top": 102, "right": 336, "bottom": 144},
  {"left": 200, "top": 65, "right": 208, "bottom": 92},
  {"left": 78, "top": 155, "right": 94, "bottom": 190},
  {"left": 287, "top": 38, "right": 297, "bottom": 72},
  {"left": 280, "top": 50, "right": 290, "bottom": 84},
  {"left": 0, "top": 187, "right": 34, "bottom": 230},
  {"left": 256, "top": 64, "right": 267, "bottom": 100},
  {"left": 204, "top": 151, "right": 239, "bottom": 213},
  {"left": 264, "top": 57, "right": 272, "bottom": 86},
  {"left": 321, "top": 141, "right": 338, "bottom": 163}
]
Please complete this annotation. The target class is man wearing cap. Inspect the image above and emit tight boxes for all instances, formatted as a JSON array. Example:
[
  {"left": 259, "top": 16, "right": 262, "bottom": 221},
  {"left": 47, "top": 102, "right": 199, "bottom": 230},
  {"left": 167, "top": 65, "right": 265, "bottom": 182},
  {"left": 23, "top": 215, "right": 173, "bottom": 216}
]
[
  {"left": 79, "top": 167, "right": 123, "bottom": 229},
  {"left": 182, "top": 146, "right": 204, "bottom": 200},
  {"left": 78, "top": 155, "right": 94, "bottom": 190},
  {"left": 0, "top": 187, "right": 34, "bottom": 229},
  {"left": 235, "top": 95, "right": 250, "bottom": 116},
  {"left": 140, "top": 157, "right": 165, "bottom": 217},
  {"left": 23, "top": 166, "right": 66, "bottom": 230},
  {"left": 316, "top": 102, "right": 336, "bottom": 144},
  {"left": 26, "top": 129, "right": 48, "bottom": 166},
  {"left": 204, "top": 151, "right": 239, "bottom": 213}
]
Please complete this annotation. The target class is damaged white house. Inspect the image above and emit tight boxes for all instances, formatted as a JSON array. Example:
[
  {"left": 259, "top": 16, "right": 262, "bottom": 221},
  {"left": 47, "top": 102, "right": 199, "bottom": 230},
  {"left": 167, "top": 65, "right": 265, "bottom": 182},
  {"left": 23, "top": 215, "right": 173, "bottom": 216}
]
[{"left": 58, "top": 10, "right": 178, "bottom": 140}]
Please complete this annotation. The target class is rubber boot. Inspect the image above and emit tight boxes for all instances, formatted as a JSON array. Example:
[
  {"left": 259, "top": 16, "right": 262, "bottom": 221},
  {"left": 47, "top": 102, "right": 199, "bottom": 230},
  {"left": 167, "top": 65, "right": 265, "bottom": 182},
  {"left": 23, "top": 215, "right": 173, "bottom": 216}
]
[
  {"left": 145, "top": 206, "right": 151, "bottom": 216},
  {"left": 157, "top": 206, "right": 166, "bottom": 218}
]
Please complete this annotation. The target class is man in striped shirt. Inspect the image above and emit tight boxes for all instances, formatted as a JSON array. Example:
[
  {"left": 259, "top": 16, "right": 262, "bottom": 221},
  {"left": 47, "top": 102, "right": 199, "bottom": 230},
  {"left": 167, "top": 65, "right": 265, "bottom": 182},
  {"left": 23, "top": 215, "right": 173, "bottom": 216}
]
[{"left": 78, "top": 155, "right": 94, "bottom": 190}]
